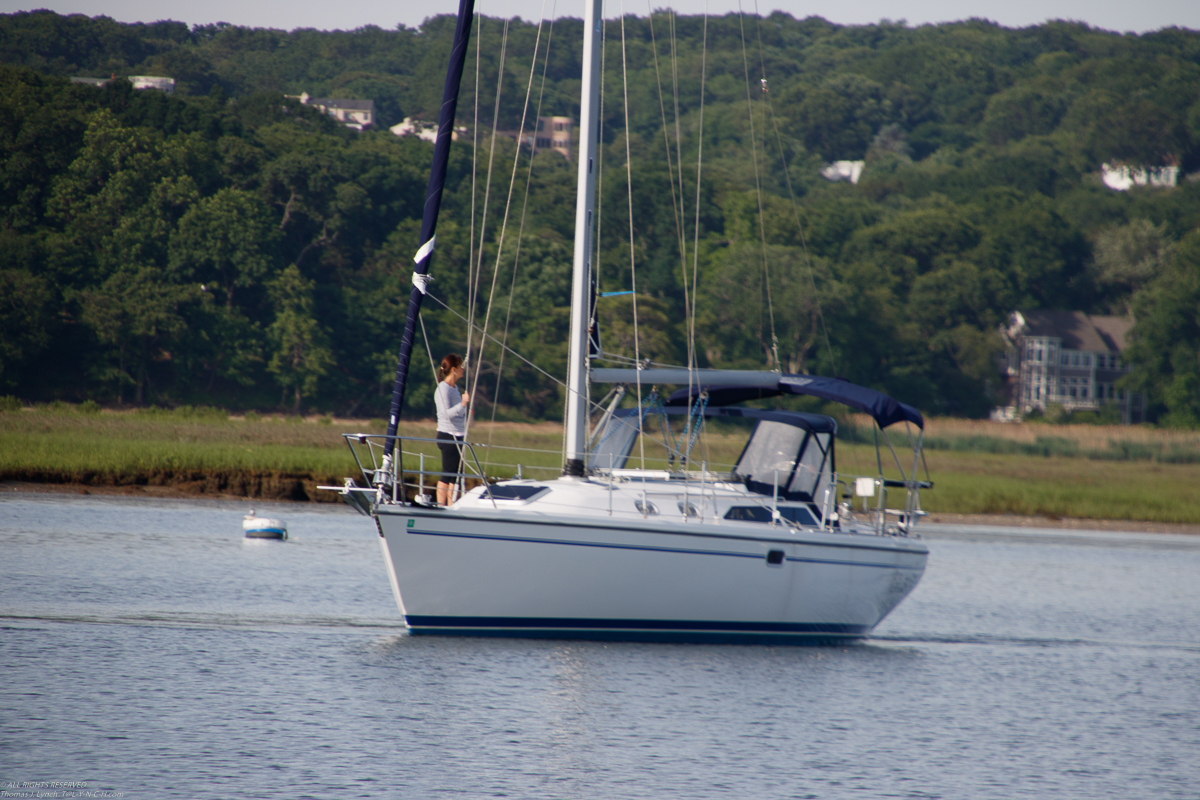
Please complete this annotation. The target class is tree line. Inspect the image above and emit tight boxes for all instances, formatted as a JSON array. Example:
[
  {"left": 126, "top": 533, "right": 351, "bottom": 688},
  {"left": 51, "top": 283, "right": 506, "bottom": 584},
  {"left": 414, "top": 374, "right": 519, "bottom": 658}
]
[{"left": 2, "top": 10, "right": 1200, "bottom": 425}]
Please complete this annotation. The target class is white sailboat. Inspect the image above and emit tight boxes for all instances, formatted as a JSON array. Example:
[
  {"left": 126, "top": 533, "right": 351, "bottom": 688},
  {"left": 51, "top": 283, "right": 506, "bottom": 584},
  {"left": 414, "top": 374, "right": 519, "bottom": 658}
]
[{"left": 324, "top": 0, "right": 930, "bottom": 643}]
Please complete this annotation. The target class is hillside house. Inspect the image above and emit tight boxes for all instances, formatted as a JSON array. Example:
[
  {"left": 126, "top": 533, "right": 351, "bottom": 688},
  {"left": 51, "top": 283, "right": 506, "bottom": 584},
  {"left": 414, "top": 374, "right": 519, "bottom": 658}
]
[
  {"left": 128, "top": 76, "right": 175, "bottom": 93},
  {"left": 998, "top": 310, "right": 1143, "bottom": 423},
  {"left": 494, "top": 116, "right": 574, "bottom": 160},
  {"left": 289, "top": 93, "right": 374, "bottom": 130},
  {"left": 532, "top": 116, "right": 573, "bottom": 160}
]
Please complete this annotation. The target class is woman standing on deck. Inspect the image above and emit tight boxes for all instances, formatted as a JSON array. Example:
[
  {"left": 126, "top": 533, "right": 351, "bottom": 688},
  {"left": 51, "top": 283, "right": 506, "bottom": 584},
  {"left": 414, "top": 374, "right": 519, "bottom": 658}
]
[{"left": 435, "top": 353, "right": 470, "bottom": 506}]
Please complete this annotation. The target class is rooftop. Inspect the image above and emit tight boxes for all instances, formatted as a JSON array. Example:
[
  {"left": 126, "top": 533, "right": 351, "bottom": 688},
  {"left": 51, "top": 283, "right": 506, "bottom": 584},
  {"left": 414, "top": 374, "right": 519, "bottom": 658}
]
[
  {"left": 1012, "top": 310, "right": 1132, "bottom": 352},
  {"left": 309, "top": 98, "right": 375, "bottom": 111}
]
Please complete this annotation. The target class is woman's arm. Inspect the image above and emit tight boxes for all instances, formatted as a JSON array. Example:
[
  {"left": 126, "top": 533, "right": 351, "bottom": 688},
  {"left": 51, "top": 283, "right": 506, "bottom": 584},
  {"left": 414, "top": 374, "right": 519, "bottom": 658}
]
[{"left": 441, "top": 384, "right": 468, "bottom": 420}]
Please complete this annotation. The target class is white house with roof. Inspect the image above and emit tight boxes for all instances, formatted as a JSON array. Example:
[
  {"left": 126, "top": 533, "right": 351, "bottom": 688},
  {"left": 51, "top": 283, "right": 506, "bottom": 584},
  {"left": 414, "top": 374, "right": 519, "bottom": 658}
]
[
  {"left": 72, "top": 75, "right": 175, "bottom": 93},
  {"left": 390, "top": 117, "right": 469, "bottom": 142},
  {"left": 288, "top": 93, "right": 375, "bottom": 130},
  {"left": 128, "top": 76, "right": 175, "bottom": 93},
  {"left": 1100, "top": 164, "right": 1179, "bottom": 191}
]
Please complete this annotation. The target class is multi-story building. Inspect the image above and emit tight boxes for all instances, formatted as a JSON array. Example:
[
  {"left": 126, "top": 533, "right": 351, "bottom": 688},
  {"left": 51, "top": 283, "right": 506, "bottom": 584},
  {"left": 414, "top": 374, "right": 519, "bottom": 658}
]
[
  {"left": 462, "top": 115, "right": 574, "bottom": 159},
  {"left": 998, "top": 309, "right": 1143, "bottom": 423},
  {"left": 531, "top": 116, "right": 573, "bottom": 160}
]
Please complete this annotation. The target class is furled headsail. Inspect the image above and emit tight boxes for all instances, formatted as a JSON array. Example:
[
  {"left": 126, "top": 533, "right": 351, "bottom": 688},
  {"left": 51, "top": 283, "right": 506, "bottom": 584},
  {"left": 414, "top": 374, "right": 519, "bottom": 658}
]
[{"left": 382, "top": 0, "right": 477, "bottom": 462}]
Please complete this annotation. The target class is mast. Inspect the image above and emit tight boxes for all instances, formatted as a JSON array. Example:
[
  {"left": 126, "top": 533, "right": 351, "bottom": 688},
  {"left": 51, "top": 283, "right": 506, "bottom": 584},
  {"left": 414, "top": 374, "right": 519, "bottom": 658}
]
[
  {"left": 382, "top": 0, "right": 476, "bottom": 466},
  {"left": 563, "top": 0, "right": 604, "bottom": 477}
]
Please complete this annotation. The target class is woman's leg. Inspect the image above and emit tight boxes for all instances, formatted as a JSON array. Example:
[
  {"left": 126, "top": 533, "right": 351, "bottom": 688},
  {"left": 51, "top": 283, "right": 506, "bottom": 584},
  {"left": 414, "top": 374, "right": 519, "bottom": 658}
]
[
  {"left": 436, "top": 432, "right": 462, "bottom": 505},
  {"left": 447, "top": 435, "right": 463, "bottom": 503}
]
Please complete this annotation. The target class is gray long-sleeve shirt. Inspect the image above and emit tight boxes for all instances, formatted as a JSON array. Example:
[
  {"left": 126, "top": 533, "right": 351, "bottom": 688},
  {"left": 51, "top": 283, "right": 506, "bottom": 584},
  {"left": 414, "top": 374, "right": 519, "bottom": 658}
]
[{"left": 435, "top": 381, "right": 466, "bottom": 435}]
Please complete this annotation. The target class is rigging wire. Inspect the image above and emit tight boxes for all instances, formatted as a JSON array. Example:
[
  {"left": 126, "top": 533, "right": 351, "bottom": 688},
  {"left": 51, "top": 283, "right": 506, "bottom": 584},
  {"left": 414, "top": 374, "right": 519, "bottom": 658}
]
[
  {"left": 688, "top": 2, "right": 709, "bottom": 434},
  {"left": 419, "top": 312, "right": 439, "bottom": 385},
  {"left": 670, "top": 9, "right": 686, "bottom": 302},
  {"left": 645, "top": 6, "right": 688, "bottom": 311},
  {"left": 646, "top": 4, "right": 697, "bottom": 458},
  {"left": 753, "top": 1, "right": 836, "bottom": 374},
  {"left": 738, "top": 2, "right": 780, "bottom": 372},
  {"left": 424, "top": 291, "right": 610, "bottom": 417},
  {"left": 464, "top": 17, "right": 510, "bottom": 400},
  {"left": 619, "top": 2, "right": 646, "bottom": 471},
  {"left": 466, "top": 8, "right": 551, "bottom": 444},
  {"left": 469, "top": 10, "right": 481, "bottom": 352},
  {"left": 650, "top": 6, "right": 703, "bottom": 464},
  {"left": 486, "top": 1, "right": 558, "bottom": 459},
  {"left": 669, "top": 8, "right": 703, "bottom": 466}
]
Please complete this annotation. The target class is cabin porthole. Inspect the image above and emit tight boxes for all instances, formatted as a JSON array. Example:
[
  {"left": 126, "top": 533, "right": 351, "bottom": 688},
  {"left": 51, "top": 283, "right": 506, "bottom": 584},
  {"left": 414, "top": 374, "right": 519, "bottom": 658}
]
[
  {"left": 634, "top": 500, "right": 659, "bottom": 516},
  {"left": 766, "top": 549, "right": 785, "bottom": 566}
]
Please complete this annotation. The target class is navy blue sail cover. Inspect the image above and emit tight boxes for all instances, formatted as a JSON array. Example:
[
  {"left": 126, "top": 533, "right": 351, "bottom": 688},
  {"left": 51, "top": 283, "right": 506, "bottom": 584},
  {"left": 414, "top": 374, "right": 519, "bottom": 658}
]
[
  {"left": 382, "top": 0, "right": 476, "bottom": 459},
  {"left": 665, "top": 374, "right": 924, "bottom": 430}
]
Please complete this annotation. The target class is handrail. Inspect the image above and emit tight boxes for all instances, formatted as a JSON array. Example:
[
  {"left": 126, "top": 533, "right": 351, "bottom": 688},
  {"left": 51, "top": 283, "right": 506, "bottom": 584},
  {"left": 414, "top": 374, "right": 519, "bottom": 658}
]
[
  {"left": 340, "top": 433, "right": 495, "bottom": 509},
  {"left": 332, "top": 431, "right": 930, "bottom": 537},
  {"left": 881, "top": 478, "right": 934, "bottom": 489}
]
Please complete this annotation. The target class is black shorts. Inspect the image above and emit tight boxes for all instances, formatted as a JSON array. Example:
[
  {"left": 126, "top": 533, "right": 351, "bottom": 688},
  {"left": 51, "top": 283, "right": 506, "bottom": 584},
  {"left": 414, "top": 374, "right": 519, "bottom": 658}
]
[{"left": 436, "top": 431, "right": 463, "bottom": 480}]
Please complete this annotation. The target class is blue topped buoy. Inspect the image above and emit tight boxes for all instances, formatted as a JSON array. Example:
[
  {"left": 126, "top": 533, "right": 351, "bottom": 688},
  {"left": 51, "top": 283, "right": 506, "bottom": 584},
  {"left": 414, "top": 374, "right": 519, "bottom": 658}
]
[{"left": 243, "top": 508, "right": 287, "bottom": 540}]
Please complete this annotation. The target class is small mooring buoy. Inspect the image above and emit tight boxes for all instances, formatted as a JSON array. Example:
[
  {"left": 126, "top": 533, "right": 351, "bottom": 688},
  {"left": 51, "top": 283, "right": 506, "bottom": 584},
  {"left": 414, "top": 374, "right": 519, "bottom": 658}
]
[{"left": 243, "top": 508, "right": 287, "bottom": 540}]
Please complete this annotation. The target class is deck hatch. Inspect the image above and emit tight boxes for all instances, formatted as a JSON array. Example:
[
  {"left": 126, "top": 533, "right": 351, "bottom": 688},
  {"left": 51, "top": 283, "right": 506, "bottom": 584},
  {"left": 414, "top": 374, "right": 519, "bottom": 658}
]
[{"left": 483, "top": 484, "right": 549, "bottom": 501}]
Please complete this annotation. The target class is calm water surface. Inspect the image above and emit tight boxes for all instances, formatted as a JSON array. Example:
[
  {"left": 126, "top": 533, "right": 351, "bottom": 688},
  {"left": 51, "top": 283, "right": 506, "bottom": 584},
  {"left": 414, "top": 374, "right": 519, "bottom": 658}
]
[{"left": 2, "top": 493, "right": 1198, "bottom": 799}]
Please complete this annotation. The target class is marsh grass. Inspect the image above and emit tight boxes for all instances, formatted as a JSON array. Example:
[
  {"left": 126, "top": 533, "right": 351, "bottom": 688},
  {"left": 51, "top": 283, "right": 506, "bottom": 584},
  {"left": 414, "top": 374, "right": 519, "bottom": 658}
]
[
  {"left": 3, "top": 405, "right": 1198, "bottom": 522},
  {"left": 1, "top": 407, "right": 366, "bottom": 474},
  {"left": 910, "top": 449, "right": 1200, "bottom": 524},
  {"left": 835, "top": 418, "right": 1200, "bottom": 523},
  {"left": 900, "top": 416, "right": 1200, "bottom": 463}
]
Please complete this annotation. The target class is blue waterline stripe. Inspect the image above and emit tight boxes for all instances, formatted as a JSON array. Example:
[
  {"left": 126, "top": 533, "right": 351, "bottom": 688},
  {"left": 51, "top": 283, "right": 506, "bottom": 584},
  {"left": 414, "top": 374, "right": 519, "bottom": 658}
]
[
  {"left": 405, "top": 528, "right": 923, "bottom": 570},
  {"left": 405, "top": 615, "right": 871, "bottom": 635},
  {"left": 407, "top": 630, "right": 862, "bottom": 643}
]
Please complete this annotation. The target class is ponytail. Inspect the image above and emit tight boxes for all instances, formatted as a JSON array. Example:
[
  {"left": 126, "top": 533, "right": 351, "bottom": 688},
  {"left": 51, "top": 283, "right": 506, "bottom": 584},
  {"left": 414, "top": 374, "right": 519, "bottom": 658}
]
[{"left": 438, "top": 353, "right": 464, "bottom": 383}]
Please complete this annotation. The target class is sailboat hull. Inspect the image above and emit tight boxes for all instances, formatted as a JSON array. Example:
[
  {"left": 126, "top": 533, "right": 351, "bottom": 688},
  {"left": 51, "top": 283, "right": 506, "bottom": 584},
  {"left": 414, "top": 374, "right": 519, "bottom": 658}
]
[
  {"left": 374, "top": 484, "right": 927, "bottom": 643},
  {"left": 353, "top": 0, "right": 933, "bottom": 646}
]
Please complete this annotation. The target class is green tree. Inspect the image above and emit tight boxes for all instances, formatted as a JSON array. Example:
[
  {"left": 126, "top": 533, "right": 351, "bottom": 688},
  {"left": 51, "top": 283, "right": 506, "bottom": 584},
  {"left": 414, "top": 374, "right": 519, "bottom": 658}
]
[
  {"left": 79, "top": 265, "right": 195, "bottom": 405},
  {"left": 1090, "top": 219, "right": 1176, "bottom": 314},
  {"left": 1124, "top": 232, "right": 1200, "bottom": 428},
  {"left": 697, "top": 241, "right": 842, "bottom": 374},
  {"left": 981, "top": 84, "right": 1068, "bottom": 145},
  {"left": 6, "top": 12, "right": 1200, "bottom": 419},
  {"left": 0, "top": 264, "right": 55, "bottom": 390},
  {"left": 47, "top": 108, "right": 201, "bottom": 280},
  {"left": 169, "top": 187, "right": 279, "bottom": 311},
  {"left": 788, "top": 73, "right": 892, "bottom": 161},
  {"left": 267, "top": 264, "right": 334, "bottom": 413}
]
